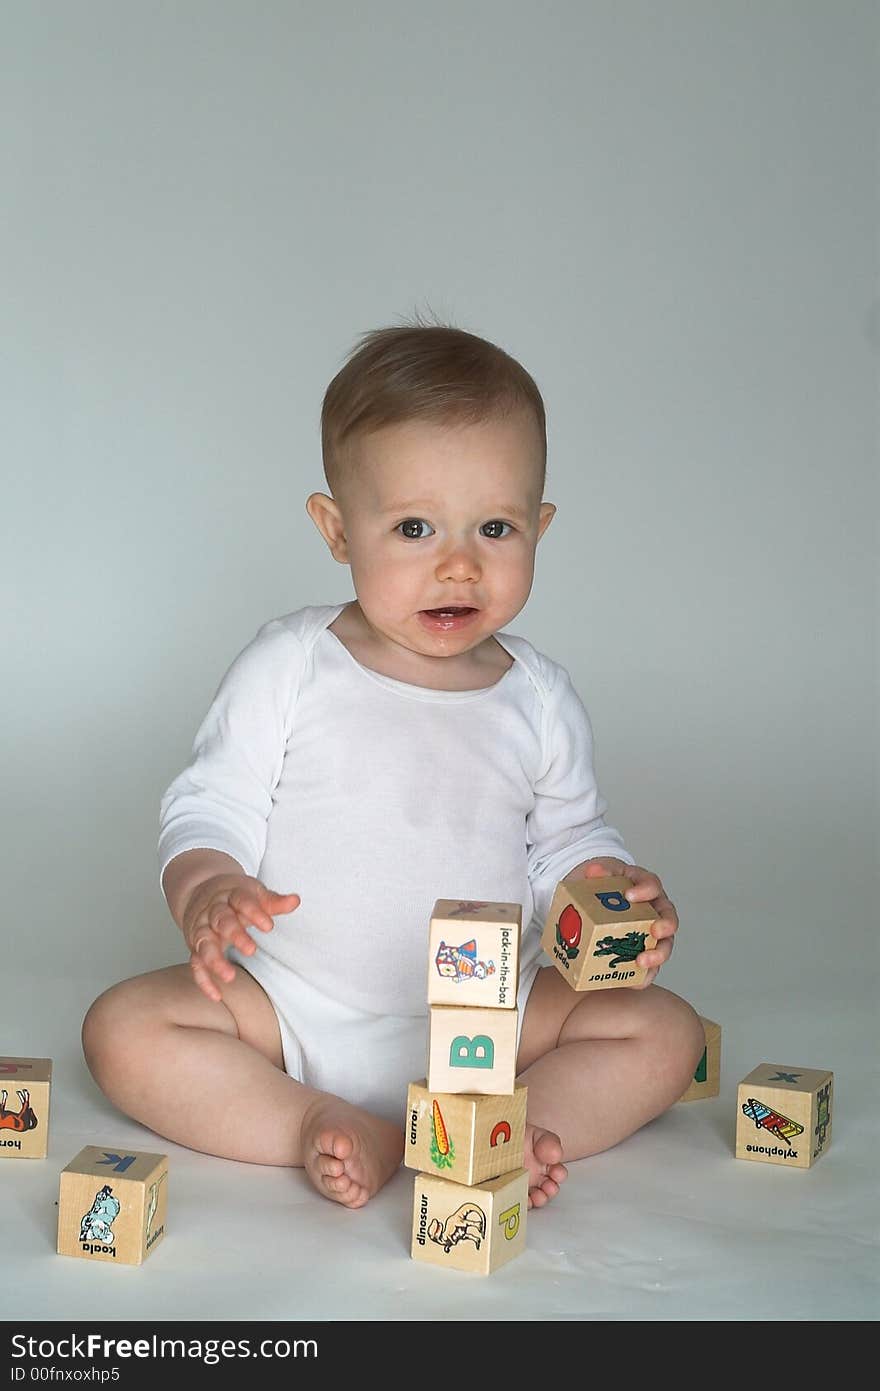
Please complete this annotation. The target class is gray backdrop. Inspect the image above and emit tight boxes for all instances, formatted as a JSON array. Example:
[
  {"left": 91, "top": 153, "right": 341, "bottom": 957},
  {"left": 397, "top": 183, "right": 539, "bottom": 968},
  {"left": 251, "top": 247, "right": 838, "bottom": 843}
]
[
  {"left": 2, "top": 0, "right": 877, "bottom": 1327},
  {"left": 6, "top": 1, "right": 876, "bottom": 1003}
]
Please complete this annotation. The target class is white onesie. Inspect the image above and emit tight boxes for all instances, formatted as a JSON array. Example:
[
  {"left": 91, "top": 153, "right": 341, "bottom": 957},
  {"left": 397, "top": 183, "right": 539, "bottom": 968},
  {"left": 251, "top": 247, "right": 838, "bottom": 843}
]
[{"left": 158, "top": 602, "right": 634, "bottom": 1120}]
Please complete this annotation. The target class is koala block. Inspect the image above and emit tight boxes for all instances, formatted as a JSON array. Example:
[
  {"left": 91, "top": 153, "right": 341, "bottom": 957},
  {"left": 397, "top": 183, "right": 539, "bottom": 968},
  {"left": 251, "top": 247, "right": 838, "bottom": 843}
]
[
  {"left": 427, "top": 898, "right": 522, "bottom": 1009},
  {"left": 736, "top": 1064, "right": 833, "bottom": 1169},
  {"left": 57, "top": 1145, "right": 168, "bottom": 1265},
  {"left": 0, "top": 1057, "right": 52, "bottom": 1159},
  {"left": 541, "top": 875, "right": 657, "bottom": 990},
  {"left": 427, "top": 1005, "right": 518, "bottom": 1094},
  {"left": 411, "top": 1167, "right": 529, "bottom": 1274},
  {"left": 404, "top": 1079, "right": 527, "bottom": 1185},
  {"left": 679, "top": 1017, "right": 722, "bottom": 1102}
]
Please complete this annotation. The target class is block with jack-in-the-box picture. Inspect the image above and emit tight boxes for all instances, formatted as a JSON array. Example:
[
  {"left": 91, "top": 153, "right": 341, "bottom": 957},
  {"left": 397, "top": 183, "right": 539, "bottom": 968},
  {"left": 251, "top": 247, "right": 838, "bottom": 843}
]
[
  {"left": 541, "top": 875, "right": 657, "bottom": 991},
  {"left": 735, "top": 1064, "right": 833, "bottom": 1169},
  {"left": 404, "top": 1080, "right": 526, "bottom": 1185},
  {"left": 427, "top": 898, "right": 521, "bottom": 1009},
  {"left": 57, "top": 1145, "right": 168, "bottom": 1265},
  {"left": 411, "top": 1167, "right": 529, "bottom": 1274},
  {"left": 0, "top": 1057, "right": 52, "bottom": 1159}
]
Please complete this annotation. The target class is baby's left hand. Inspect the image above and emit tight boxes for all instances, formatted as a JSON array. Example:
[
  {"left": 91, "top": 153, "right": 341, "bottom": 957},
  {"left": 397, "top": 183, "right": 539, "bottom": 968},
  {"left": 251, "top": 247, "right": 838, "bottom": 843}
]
[{"left": 572, "top": 857, "right": 678, "bottom": 988}]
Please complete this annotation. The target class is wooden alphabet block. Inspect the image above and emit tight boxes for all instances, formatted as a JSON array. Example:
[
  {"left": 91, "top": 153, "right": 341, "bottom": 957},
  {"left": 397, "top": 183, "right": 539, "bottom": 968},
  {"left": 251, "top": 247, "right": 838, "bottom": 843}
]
[
  {"left": 0, "top": 1057, "right": 52, "bottom": 1159},
  {"left": 57, "top": 1145, "right": 168, "bottom": 1265},
  {"left": 404, "top": 1080, "right": 527, "bottom": 1185},
  {"left": 735, "top": 1064, "right": 833, "bottom": 1169},
  {"left": 427, "top": 898, "right": 522, "bottom": 1009},
  {"left": 411, "top": 1167, "right": 529, "bottom": 1274},
  {"left": 427, "top": 1005, "right": 518, "bottom": 1094},
  {"left": 541, "top": 875, "right": 657, "bottom": 990},
  {"left": 679, "top": 1016, "right": 721, "bottom": 1102}
]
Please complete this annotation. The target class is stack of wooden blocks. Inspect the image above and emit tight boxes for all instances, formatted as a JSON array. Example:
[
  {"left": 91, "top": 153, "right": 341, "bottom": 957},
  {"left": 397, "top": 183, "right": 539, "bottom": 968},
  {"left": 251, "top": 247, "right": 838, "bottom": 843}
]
[{"left": 406, "top": 899, "right": 529, "bottom": 1275}]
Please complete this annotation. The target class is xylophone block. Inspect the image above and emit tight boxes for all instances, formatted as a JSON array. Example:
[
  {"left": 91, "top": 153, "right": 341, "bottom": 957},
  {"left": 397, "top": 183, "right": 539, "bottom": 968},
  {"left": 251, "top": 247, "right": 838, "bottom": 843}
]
[
  {"left": 0, "top": 1057, "right": 52, "bottom": 1159},
  {"left": 57, "top": 1145, "right": 168, "bottom": 1265},
  {"left": 404, "top": 1080, "right": 527, "bottom": 1185},
  {"left": 679, "top": 1017, "right": 722, "bottom": 1102},
  {"left": 735, "top": 1063, "right": 833, "bottom": 1169},
  {"left": 426, "top": 899, "right": 521, "bottom": 1009},
  {"left": 411, "top": 1167, "right": 529, "bottom": 1275},
  {"left": 541, "top": 875, "right": 657, "bottom": 991},
  {"left": 427, "top": 1004, "right": 518, "bottom": 1095}
]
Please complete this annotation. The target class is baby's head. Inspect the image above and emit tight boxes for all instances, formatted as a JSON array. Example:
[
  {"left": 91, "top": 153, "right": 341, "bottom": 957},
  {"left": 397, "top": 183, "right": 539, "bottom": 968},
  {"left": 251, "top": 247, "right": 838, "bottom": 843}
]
[{"left": 306, "top": 321, "right": 556, "bottom": 663}]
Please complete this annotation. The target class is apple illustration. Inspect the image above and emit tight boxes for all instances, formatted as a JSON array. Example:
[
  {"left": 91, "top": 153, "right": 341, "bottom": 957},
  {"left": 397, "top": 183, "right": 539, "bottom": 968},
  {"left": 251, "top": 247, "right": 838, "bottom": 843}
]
[{"left": 556, "top": 903, "right": 582, "bottom": 959}]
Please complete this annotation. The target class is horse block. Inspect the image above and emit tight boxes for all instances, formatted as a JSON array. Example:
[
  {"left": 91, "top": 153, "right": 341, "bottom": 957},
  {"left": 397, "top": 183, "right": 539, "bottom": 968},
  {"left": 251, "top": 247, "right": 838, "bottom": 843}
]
[
  {"left": 541, "top": 874, "right": 657, "bottom": 990},
  {"left": 404, "top": 1079, "right": 527, "bottom": 1185},
  {"left": 0, "top": 1056, "right": 52, "bottom": 1159},
  {"left": 679, "top": 1016, "right": 722, "bottom": 1102},
  {"left": 57, "top": 1145, "right": 168, "bottom": 1265},
  {"left": 427, "top": 898, "right": 521, "bottom": 1009},
  {"left": 426, "top": 1004, "right": 518, "bottom": 1094},
  {"left": 411, "top": 1167, "right": 529, "bottom": 1274},
  {"left": 736, "top": 1063, "right": 833, "bottom": 1169}
]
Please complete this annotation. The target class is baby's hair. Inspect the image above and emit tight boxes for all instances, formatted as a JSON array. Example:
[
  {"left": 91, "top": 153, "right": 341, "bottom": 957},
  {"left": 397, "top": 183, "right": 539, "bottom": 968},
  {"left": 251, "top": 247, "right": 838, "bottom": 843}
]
[{"left": 320, "top": 309, "right": 547, "bottom": 499}]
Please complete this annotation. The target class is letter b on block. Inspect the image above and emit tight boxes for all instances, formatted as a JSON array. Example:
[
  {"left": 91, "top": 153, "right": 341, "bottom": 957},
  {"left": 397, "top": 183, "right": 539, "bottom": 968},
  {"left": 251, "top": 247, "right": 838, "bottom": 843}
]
[
  {"left": 449, "top": 1034, "right": 495, "bottom": 1070},
  {"left": 428, "top": 1006, "right": 517, "bottom": 1094}
]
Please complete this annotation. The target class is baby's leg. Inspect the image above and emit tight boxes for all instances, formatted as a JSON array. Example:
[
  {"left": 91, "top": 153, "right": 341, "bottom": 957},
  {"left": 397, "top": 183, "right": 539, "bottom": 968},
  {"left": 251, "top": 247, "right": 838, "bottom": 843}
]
[
  {"left": 516, "top": 968, "right": 705, "bottom": 1205},
  {"left": 81, "top": 966, "right": 403, "bottom": 1208}
]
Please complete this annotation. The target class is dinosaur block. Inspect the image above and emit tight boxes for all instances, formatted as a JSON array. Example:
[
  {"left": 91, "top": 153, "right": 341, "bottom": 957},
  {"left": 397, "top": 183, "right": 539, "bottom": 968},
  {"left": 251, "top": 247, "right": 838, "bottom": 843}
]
[
  {"left": 427, "top": 899, "right": 521, "bottom": 1009},
  {"left": 735, "top": 1064, "right": 833, "bottom": 1169},
  {"left": 540, "top": 874, "right": 657, "bottom": 990},
  {"left": 411, "top": 1166, "right": 529, "bottom": 1274},
  {"left": 57, "top": 1145, "right": 168, "bottom": 1265},
  {"left": 404, "top": 1080, "right": 527, "bottom": 1185},
  {"left": 427, "top": 1004, "right": 518, "bottom": 1095},
  {"left": 679, "top": 1017, "right": 722, "bottom": 1102},
  {"left": 0, "top": 1056, "right": 52, "bottom": 1159}
]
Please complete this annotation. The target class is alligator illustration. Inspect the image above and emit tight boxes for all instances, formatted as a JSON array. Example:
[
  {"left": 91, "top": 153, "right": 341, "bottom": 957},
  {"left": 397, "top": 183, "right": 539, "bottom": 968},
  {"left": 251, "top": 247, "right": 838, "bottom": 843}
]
[{"left": 592, "top": 931, "right": 649, "bottom": 968}]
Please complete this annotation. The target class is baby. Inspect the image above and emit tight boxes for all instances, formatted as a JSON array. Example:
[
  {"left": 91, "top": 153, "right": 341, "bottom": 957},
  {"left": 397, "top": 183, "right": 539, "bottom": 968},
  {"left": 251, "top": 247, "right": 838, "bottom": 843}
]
[{"left": 82, "top": 322, "right": 704, "bottom": 1211}]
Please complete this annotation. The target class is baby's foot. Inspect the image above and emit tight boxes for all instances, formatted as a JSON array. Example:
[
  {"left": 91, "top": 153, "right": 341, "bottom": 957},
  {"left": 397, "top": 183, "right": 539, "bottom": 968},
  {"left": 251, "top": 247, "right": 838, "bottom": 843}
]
[
  {"left": 301, "top": 1096, "right": 404, "bottom": 1209},
  {"left": 524, "top": 1123, "right": 567, "bottom": 1209}
]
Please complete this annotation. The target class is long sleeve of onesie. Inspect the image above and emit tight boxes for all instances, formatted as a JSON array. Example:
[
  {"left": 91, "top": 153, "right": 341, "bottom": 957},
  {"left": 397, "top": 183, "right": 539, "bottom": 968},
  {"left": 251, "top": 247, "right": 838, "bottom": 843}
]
[{"left": 525, "top": 658, "right": 634, "bottom": 932}]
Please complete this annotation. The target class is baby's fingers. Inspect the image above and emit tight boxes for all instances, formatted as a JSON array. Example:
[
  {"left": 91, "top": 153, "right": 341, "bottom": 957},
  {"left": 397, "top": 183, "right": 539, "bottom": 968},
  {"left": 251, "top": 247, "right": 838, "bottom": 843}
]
[{"left": 190, "top": 934, "right": 234, "bottom": 1001}]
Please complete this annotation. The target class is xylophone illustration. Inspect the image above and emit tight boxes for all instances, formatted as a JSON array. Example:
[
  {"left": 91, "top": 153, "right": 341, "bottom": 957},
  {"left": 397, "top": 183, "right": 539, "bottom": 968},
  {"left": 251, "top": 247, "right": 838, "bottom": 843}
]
[{"left": 741, "top": 1098, "right": 804, "bottom": 1148}]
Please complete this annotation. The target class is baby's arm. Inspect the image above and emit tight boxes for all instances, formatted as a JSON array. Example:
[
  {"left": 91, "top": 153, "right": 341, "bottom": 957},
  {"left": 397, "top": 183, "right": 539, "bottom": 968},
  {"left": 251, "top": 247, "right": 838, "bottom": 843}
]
[{"left": 163, "top": 848, "right": 300, "bottom": 1003}]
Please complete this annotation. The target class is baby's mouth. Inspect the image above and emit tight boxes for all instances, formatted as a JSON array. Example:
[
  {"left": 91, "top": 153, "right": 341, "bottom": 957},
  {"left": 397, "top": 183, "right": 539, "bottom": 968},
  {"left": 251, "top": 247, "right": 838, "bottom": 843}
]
[{"left": 422, "top": 607, "right": 477, "bottom": 618}]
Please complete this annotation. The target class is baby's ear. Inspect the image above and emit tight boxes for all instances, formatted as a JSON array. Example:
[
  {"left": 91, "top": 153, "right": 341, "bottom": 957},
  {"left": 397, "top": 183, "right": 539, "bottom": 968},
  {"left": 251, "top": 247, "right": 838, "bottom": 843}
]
[{"left": 305, "top": 493, "right": 349, "bottom": 563}]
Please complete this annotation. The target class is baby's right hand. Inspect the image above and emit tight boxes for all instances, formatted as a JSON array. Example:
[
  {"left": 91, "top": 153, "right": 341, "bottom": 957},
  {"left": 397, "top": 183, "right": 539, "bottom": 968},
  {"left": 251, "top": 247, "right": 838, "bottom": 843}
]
[{"left": 182, "top": 874, "right": 301, "bottom": 1002}]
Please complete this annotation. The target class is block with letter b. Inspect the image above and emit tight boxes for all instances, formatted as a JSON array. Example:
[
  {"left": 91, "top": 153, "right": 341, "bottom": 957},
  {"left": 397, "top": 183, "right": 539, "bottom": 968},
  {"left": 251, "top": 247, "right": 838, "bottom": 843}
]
[
  {"left": 404, "top": 1080, "right": 527, "bottom": 1185},
  {"left": 427, "top": 898, "right": 521, "bottom": 1009},
  {"left": 541, "top": 874, "right": 657, "bottom": 990},
  {"left": 411, "top": 1167, "right": 529, "bottom": 1274},
  {"left": 57, "top": 1145, "right": 168, "bottom": 1265},
  {"left": 427, "top": 1005, "right": 518, "bottom": 1094},
  {"left": 0, "top": 1056, "right": 52, "bottom": 1159},
  {"left": 736, "top": 1063, "right": 833, "bottom": 1169}
]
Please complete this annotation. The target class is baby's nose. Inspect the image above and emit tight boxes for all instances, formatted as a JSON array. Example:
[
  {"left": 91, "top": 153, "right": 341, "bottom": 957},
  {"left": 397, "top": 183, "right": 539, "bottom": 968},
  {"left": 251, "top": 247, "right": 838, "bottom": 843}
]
[{"left": 436, "top": 542, "right": 481, "bottom": 580}]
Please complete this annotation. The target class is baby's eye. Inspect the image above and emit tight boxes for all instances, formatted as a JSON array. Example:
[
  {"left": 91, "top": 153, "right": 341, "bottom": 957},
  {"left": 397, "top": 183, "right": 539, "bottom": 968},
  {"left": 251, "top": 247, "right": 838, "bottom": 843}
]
[
  {"left": 481, "top": 520, "right": 513, "bottom": 539},
  {"left": 396, "top": 518, "right": 435, "bottom": 540}
]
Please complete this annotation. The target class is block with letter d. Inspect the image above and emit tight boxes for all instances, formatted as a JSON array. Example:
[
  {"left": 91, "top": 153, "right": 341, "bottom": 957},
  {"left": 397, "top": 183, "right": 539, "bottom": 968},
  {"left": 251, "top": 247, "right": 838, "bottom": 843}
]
[
  {"left": 57, "top": 1145, "right": 168, "bottom": 1265},
  {"left": 411, "top": 1167, "right": 529, "bottom": 1274},
  {"left": 427, "top": 1004, "right": 518, "bottom": 1094},
  {"left": 541, "top": 874, "right": 657, "bottom": 991}
]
